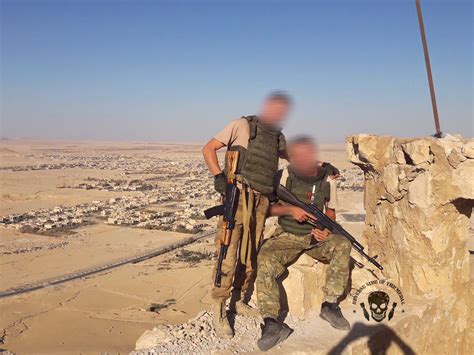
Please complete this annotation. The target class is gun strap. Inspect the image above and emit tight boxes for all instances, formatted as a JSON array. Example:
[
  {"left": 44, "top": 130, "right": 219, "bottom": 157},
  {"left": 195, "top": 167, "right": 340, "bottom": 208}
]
[{"left": 240, "top": 184, "right": 255, "bottom": 266}]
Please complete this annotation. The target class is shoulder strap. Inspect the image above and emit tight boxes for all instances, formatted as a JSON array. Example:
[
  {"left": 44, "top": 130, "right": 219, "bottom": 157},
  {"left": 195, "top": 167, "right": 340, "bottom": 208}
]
[
  {"left": 321, "top": 162, "right": 340, "bottom": 177},
  {"left": 278, "top": 133, "right": 287, "bottom": 156},
  {"left": 242, "top": 116, "right": 258, "bottom": 140},
  {"left": 319, "top": 162, "right": 338, "bottom": 188},
  {"left": 272, "top": 167, "right": 291, "bottom": 203},
  {"left": 273, "top": 169, "right": 283, "bottom": 190}
]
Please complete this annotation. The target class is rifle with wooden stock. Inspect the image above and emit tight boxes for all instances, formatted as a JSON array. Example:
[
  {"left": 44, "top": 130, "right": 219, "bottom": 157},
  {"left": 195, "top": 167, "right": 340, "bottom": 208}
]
[{"left": 204, "top": 151, "right": 240, "bottom": 287}]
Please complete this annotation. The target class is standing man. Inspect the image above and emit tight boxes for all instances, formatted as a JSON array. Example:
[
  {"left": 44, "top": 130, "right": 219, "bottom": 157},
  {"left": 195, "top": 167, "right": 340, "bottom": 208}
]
[
  {"left": 202, "top": 92, "right": 291, "bottom": 339},
  {"left": 256, "top": 136, "right": 351, "bottom": 351}
]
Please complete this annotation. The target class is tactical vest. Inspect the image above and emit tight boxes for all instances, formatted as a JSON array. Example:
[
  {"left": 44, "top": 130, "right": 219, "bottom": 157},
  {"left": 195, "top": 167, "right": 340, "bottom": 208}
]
[
  {"left": 227, "top": 116, "right": 285, "bottom": 194},
  {"left": 278, "top": 166, "right": 331, "bottom": 236}
]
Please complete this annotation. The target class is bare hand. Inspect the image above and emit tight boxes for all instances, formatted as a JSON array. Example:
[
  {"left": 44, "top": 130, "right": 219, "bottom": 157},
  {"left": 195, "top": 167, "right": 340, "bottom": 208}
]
[
  {"left": 291, "top": 207, "right": 313, "bottom": 223},
  {"left": 311, "top": 228, "right": 331, "bottom": 242}
]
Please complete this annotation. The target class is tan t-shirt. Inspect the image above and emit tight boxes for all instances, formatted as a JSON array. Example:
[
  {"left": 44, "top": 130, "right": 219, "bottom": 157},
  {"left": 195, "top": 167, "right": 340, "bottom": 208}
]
[{"left": 214, "top": 118, "right": 250, "bottom": 148}]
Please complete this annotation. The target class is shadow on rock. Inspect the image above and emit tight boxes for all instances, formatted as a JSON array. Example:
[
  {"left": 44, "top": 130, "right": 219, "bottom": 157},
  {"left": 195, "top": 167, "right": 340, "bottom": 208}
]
[{"left": 328, "top": 322, "right": 415, "bottom": 355}]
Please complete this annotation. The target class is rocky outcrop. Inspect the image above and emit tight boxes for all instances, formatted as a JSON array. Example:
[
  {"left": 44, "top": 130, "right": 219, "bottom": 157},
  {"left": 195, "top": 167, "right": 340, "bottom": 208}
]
[
  {"left": 282, "top": 253, "right": 327, "bottom": 318},
  {"left": 346, "top": 134, "right": 473, "bottom": 354}
]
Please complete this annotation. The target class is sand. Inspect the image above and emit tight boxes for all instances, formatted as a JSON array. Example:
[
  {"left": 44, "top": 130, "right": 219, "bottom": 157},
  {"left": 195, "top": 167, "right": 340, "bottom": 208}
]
[
  {"left": 0, "top": 140, "right": 216, "bottom": 353},
  {"left": 0, "top": 236, "right": 216, "bottom": 354}
]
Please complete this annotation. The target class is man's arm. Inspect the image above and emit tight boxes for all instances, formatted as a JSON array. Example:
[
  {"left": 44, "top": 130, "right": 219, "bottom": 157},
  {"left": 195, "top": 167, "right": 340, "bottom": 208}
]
[
  {"left": 202, "top": 138, "right": 226, "bottom": 176},
  {"left": 325, "top": 207, "right": 336, "bottom": 221},
  {"left": 311, "top": 200, "right": 336, "bottom": 241},
  {"left": 270, "top": 203, "right": 312, "bottom": 223}
]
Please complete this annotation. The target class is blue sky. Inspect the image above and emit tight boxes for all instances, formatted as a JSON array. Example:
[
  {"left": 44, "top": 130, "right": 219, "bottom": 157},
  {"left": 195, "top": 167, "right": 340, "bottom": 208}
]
[{"left": 1, "top": 0, "right": 472, "bottom": 142}]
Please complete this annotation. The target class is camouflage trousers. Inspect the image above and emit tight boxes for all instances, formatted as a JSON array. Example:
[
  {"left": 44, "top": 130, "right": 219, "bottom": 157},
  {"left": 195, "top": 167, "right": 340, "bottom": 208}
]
[
  {"left": 256, "top": 227, "right": 351, "bottom": 319},
  {"left": 211, "top": 190, "right": 269, "bottom": 301}
]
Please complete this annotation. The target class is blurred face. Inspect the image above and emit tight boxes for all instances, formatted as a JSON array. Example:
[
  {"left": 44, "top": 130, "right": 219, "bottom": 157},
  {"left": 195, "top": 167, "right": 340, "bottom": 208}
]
[
  {"left": 288, "top": 142, "right": 319, "bottom": 176},
  {"left": 259, "top": 99, "right": 290, "bottom": 126}
]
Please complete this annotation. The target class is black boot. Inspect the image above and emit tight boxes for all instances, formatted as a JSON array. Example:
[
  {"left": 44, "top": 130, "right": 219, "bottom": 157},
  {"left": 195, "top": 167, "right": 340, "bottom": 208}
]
[
  {"left": 257, "top": 318, "right": 292, "bottom": 351},
  {"left": 320, "top": 302, "right": 350, "bottom": 330}
]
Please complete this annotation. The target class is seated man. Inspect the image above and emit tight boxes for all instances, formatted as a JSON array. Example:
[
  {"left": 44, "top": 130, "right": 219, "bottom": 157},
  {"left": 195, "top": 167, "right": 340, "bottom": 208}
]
[{"left": 256, "top": 136, "right": 351, "bottom": 351}]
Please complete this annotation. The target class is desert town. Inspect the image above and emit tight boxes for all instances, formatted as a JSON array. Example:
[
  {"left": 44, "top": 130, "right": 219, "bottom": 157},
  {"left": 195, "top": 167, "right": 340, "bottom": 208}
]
[
  {"left": 0, "top": 150, "right": 364, "bottom": 236},
  {"left": 0, "top": 153, "right": 217, "bottom": 235}
]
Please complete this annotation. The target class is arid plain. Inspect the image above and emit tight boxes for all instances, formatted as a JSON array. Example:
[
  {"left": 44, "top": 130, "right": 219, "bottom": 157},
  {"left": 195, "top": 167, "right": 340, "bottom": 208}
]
[{"left": 1, "top": 139, "right": 468, "bottom": 354}]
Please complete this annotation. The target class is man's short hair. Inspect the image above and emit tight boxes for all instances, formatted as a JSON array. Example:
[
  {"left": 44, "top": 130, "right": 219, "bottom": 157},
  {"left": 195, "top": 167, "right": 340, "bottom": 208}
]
[
  {"left": 288, "top": 135, "right": 316, "bottom": 147},
  {"left": 266, "top": 91, "right": 292, "bottom": 105}
]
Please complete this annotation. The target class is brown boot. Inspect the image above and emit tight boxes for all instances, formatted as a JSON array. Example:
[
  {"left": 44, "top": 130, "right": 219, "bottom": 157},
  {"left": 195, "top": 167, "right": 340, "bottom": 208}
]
[
  {"left": 234, "top": 300, "right": 261, "bottom": 318},
  {"left": 212, "top": 300, "right": 233, "bottom": 339},
  {"left": 229, "top": 289, "right": 260, "bottom": 318}
]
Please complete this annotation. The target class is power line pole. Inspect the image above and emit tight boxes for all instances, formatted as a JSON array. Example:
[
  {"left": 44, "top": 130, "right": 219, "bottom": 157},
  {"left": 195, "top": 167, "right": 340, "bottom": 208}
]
[{"left": 415, "top": 0, "right": 442, "bottom": 138}]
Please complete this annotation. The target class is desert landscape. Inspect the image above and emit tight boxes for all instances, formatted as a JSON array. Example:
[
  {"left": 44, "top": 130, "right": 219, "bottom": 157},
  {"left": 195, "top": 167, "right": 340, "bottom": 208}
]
[
  {"left": 0, "top": 137, "right": 472, "bottom": 354},
  {"left": 0, "top": 139, "right": 368, "bottom": 354}
]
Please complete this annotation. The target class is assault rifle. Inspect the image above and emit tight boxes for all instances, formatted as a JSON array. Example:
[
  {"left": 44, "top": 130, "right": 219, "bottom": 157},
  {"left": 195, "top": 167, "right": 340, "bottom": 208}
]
[
  {"left": 204, "top": 151, "right": 240, "bottom": 287},
  {"left": 277, "top": 184, "right": 383, "bottom": 271}
]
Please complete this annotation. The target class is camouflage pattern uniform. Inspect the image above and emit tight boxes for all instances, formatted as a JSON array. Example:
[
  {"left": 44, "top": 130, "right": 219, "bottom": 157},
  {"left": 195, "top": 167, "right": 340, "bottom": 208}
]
[
  {"left": 256, "top": 165, "right": 351, "bottom": 320},
  {"left": 256, "top": 227, "right": 351, "bottom": 319}
]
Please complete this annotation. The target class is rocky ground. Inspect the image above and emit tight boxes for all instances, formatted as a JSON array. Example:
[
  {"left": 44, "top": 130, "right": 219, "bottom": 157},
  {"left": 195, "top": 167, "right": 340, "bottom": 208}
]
[
  {"left": 133, "top": 310, "right": 266, "bottom": 354},
  {"left": 132, "top": 301, "right": 429, "bottom": 354}
]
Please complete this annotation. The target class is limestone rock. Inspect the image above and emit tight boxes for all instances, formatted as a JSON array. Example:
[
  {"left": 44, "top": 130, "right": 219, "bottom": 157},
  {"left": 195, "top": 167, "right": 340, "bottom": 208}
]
[
  {"left": 407, "top": 171, "right": 431, "bottom": 208},
  {"left": 283, "top": 254, "right": 326, "bottom": 317},
  {"left": 436, "top": 133, "right": 465, "bottom": 156},
  {"left": 462, "top": 140, "right": 474, "bottom": 158},
  {"left": 447, "top": 149, "right": 467, "bottom": 168},
  {"left": 347, "top": 134, "right": 473, "bottom": 354},
  {"left": 347, "top": 134, "right": 395, "bottom": 171},
  {"left": 401, "top": 140, "right": 433, "bottom": 165},
  {"left": 394, "top": 146, "right": 406, "bottom": 164},
  {"left": 450, "top": 159, "right": 474, "bottom": 200}
]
